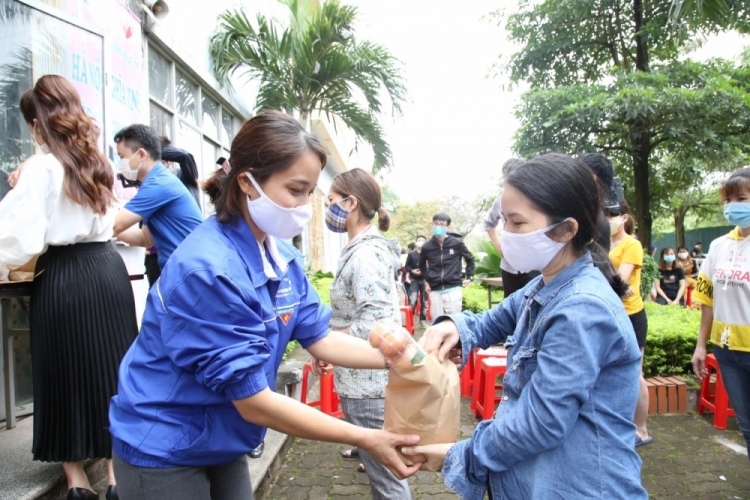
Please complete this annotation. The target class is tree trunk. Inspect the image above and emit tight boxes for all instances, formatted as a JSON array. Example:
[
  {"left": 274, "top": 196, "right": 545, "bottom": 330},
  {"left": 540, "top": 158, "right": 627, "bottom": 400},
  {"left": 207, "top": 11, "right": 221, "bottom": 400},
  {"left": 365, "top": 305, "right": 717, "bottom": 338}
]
[
  {"left": 633, "top": 0, "right": 649, "bottom": 72},
  {"left": 631, "top": 131, "right": 652, "bottom": 248},
  {"left": 630, "top": 0, "right": 652, "bottom": 248},
  {"left": 673, "top": 206, "right": 688, "bottom": 249}
]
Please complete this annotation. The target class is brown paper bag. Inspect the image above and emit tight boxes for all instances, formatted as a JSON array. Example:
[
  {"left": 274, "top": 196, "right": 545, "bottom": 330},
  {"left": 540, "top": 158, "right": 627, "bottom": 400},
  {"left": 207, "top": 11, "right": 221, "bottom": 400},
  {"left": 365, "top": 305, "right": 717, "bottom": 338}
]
[
  {"left": 8, "top": 255, "right": 39, "bottom": 282},
  {"left": 383, "top": 351, "right": 461, "bottom": 471}
]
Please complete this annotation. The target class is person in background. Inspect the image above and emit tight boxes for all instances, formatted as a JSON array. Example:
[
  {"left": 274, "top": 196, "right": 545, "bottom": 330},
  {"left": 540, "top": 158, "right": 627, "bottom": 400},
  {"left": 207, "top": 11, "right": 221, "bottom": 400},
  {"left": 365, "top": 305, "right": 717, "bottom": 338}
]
[
  {"left": 112, "top": 125, "right": 202, "bottom": 273},
  {"left": 676, "top": 245, "right": 697, "bottom": 290},
  {"left": 0, "top": 75, "right": 138, "bottom": 500},
  {"left": 608, "top": 201, "right": 652, "bottom": 447},
  {"left": 160, "top": 138, "right": 201, "bottom": 206},
  {"left": 404, "top": 153, "right": 646, "bottom": 499},
  {"left": 420, "top": 213, "right": 475, "bottom": 318},
  {"left": 317, "top": 167, "right": 411, "bottom": 498},
  {"left": 691, "top": 241, "right": 705, "bottom": 259},
  {"left": 405, "top": 235, "right": 428, "bottom": 327},
  {"left": 579, "top": 153, "right": 618, "bottom": 252},
  {"left": 692, "top": 167, "right": 750, "bottom": 461},
  {"left": 654, "top": 247, "right": 687, "bottom": 306},
  {"left": 109, "top": 113, "right": 421, "bottom": 500},
  {"left": 485, "top": 158, "right": 541, "bottom": 297}
]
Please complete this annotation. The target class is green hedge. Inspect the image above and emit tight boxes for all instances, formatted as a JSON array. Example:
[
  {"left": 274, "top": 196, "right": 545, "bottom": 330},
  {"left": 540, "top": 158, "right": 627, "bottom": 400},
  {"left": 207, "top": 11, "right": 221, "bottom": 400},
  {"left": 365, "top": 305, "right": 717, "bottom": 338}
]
[
  {"left": 642, "top": 302, "right": 702, "bottom": 377},
  {"left": 462, "top": 283, "right": 504, "bottom": 313}
]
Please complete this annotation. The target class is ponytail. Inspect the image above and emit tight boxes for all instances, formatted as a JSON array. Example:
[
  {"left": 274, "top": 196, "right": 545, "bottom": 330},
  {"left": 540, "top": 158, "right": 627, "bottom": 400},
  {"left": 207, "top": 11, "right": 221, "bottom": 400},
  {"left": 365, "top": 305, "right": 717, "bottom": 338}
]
[
  {"left": 589, "top": 241, "right": 629, "bottom": 297},
  {"left": 377, "top": 207, "right": 391, "bottom": 232}
]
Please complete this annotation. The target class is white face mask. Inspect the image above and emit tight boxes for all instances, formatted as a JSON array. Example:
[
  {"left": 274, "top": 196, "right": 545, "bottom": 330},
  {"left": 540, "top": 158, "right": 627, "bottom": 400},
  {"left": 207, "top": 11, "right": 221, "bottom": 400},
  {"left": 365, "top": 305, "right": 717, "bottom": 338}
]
[
  {"left": 118, "top": 152, "right": 141, "bottom": 181},
  {"left": 415, "top": 241, "right": 424, "bottom": 248},
  {"left": 245, "top": 172, "right": 312, "bottom": 239},
  {"left": 677, "top": 252, "right": 689, "bottom": 260},
  {"left": 501, "top": 221, "right": 568, "bottom": 273},
  {"left": 609, "top": 217, "right": 623, "bottom": 236}
]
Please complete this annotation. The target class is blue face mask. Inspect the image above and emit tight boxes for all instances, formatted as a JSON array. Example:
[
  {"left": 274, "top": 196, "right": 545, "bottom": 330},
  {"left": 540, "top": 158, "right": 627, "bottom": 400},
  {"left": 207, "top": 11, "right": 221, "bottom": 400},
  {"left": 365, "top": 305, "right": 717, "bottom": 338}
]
[
  {"left": 724, "top": 202, "right": 750, "bottom": 229},
  {"left": 664, "top": 255, "right": 676, "bottom": 263},
  {"left": 433, "top": 225, "right": 448, "bottom": 237}
]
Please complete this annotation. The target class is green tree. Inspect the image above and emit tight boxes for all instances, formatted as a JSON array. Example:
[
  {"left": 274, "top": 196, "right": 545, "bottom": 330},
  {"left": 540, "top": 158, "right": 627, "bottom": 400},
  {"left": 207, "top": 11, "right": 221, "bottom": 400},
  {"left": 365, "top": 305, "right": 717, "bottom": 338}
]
[
  {"left": 209, "top": 0, "right": 406, "bottom": 172},
  {"left": 389, "top": 200, "right": 440, "bottom": 248},
  {"left": 497, "top": 0, "right": 750, "bottom": 246},
  {"left": 669, "top": 0, "right": 750, "bottom": 25}
]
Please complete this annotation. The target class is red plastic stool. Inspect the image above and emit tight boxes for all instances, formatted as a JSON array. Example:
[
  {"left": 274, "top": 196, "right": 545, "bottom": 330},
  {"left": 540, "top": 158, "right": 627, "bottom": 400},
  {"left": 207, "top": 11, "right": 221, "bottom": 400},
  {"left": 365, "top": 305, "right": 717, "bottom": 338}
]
[
  {"left": 460, "top": 348, "right": 479, "bottom": 398},
  {"left": 470, "top": 347, "right": 507, "bottom": 413},
  {"left": 698, "top": 354, "right": 735, "bottom": 429},
  {"left": 473, "top": 357, "right": 507, "bottom": 420},
  {"left": 300, "top": 362, "right": 343, "bottom": 418},
  {"left": 399, "top": 306, "right": 415, "bottom": 335},
  {"left": 685, "top": 287, "right": 693, "bottom": 307}
]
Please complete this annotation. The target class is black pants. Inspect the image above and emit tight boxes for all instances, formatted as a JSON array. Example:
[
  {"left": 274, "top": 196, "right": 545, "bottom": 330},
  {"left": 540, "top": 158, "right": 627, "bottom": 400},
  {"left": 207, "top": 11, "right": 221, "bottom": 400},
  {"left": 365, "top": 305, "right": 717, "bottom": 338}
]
[
  {"left": 501, "top": 269, "right": 541, "bottom": 297},
  {"left": 408, "top": 279, "right": 427, "bottom": 321},
  {"left": 145, "top": 253, "right": 161, "bottom": 288}
]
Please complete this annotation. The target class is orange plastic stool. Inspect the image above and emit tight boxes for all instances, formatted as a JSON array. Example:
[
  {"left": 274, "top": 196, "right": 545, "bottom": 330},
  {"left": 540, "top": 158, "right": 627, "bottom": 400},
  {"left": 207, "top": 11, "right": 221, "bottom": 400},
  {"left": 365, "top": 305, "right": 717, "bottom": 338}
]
[
  {"left": 300, "top": 362, "right": 343, "bottom": 418},
  {"left": 470, "top": 347, "right": 508, "bottom": 413},
  {"left": 460, "top": 348, "right": 479, "bottom": 398},
  {"left": 698, "top": 354, "right": 735, "bottom": 430},
  {"left": 473, "top": 357, "right": 507, "bottom": 420},
  {"left": 399, "top": 306, "right": 415, "bottom": 335}
]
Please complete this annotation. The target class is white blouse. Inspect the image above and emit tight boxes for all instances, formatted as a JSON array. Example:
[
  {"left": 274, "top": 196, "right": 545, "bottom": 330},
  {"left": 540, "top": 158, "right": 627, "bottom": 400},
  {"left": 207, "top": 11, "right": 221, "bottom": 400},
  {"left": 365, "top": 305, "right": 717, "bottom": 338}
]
[{"left": 0, "top": 153, "right": 115, "bottom": 267}]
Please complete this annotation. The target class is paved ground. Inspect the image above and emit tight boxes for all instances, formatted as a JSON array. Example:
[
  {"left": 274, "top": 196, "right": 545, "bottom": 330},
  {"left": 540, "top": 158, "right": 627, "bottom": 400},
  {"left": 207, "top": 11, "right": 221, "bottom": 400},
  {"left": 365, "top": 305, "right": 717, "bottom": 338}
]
[{"left": 267, "top": 333, "right": 749, "bottom": 499}]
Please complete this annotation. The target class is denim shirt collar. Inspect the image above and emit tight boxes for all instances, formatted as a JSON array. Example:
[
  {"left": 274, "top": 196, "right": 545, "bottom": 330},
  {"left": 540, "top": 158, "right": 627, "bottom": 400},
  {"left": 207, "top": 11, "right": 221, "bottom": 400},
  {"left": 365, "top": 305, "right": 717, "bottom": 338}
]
[{"left": 524, "top": 252, "right": 595, "bottom": 307}]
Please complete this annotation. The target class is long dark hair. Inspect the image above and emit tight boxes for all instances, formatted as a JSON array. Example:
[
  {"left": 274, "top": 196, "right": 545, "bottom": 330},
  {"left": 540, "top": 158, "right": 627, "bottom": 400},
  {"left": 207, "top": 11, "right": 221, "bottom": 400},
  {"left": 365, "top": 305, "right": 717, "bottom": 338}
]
[
  {"left": 330, "top": 168, "right": 390, "bottom": 231},
  {"left": 20, "top": 75, "right": 114, "bottom": 214},
  {"left": 505, "top": 153, "right": 628, "bottom": 296},
  {"left": 203, "top": 111, "right": 327, "bottom": 222}
]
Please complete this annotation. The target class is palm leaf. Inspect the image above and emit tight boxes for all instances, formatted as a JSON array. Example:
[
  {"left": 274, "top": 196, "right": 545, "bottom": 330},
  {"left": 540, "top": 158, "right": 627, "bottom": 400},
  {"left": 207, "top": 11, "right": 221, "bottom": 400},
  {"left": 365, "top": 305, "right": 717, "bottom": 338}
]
[{"left": 208, "top": 1, "right": 407, "bottom": 171}]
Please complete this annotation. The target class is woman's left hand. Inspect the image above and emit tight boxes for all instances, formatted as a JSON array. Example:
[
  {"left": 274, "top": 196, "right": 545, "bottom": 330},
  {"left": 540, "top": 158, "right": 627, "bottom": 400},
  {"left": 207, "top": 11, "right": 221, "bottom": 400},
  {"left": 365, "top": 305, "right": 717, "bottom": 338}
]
[{"left": 401, "top": 443, "right": 454, "bottom": 472}]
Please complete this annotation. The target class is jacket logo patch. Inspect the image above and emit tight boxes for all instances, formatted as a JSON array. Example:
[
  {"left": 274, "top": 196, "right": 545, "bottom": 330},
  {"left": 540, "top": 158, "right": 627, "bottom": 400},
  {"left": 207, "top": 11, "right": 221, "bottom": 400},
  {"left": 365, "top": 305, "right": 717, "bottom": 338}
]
[
  {"left": 279, "top": 312, "right": 293, "bottom": 325},
  {"left": 449, "top": 249, "right": 454, "bottom": 255}
]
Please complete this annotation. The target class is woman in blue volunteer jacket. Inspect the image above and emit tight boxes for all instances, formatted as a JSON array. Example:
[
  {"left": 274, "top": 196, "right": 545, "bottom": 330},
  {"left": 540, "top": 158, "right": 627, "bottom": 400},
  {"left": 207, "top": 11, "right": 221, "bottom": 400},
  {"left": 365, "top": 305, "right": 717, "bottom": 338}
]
[
  {"left": 109, "top": 112, "right": 421, "bottom": 500},
  {"left": 404, "top": 154, "right": 647, "bottom": 499}
]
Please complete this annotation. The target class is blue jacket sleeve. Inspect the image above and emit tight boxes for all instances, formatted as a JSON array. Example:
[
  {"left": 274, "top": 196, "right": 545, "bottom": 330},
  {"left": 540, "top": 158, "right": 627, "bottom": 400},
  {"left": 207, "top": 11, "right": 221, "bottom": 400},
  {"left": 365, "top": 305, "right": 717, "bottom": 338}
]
[
  {"left": 159, "top": 267, "right": 271, "bottom": 401},
  {"left": 447, "top": 294, "right": 626, "bottom": 487},
  {"left": 291, "top": 276, "right": 332, "bottom": 348},
  {"left": 437, "top": 289, "right": 523, "bottom": 368}
]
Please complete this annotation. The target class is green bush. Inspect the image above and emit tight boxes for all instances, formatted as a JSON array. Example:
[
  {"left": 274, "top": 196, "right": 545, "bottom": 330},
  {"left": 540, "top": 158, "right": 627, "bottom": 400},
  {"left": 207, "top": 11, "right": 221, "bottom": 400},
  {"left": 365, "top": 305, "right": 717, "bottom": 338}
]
[
  {"left": 642, "top": 302, "right": 703, "bottom": 377},
  {"left": 462, "top": 282, "right": 504, "bottom": 313},
  {"left": 282, "top": 275, "right": 333, "bottom": 360},
  {"left": 641, "top": 253, "right": 659, "bottom": 299},
  {"left": 474, "top": 240, "right": 502, "bottom": 279}
]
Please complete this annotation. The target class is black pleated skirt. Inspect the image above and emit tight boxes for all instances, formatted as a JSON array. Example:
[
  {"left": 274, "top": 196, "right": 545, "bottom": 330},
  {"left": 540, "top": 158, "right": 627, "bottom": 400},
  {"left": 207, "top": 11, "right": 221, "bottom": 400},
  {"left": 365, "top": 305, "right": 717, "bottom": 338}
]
[{"left": 30, "top": 241, "right": 138, "bottom": 462}]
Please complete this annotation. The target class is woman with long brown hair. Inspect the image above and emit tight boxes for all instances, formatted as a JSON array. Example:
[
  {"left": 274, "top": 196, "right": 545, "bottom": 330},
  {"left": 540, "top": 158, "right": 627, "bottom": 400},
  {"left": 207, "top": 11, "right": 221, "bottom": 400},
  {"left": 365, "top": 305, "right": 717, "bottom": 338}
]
[{"left": 0, "top": 75, "right": 138, "bottom": 500}]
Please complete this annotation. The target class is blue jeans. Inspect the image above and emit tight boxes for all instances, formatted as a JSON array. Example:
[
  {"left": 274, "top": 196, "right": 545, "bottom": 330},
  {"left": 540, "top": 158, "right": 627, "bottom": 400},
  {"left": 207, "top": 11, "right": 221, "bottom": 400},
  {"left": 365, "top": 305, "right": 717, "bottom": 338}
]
[{"left": 713, "top": 345, "right": 750, "bottom": 461}]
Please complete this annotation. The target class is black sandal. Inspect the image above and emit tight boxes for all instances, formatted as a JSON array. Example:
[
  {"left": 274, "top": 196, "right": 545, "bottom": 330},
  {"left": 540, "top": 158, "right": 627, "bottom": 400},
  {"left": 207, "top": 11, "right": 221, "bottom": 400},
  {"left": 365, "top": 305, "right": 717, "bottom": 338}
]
[{"left": 341, "top": 447, "right": 359, "bottom": 459}]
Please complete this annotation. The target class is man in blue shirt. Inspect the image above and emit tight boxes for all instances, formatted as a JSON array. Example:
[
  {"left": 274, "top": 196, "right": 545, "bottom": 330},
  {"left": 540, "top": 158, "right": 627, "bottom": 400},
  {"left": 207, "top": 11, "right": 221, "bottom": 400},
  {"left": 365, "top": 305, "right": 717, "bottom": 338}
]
[{"left": 113, "top": 125, "right": 202, "bottom": 270}]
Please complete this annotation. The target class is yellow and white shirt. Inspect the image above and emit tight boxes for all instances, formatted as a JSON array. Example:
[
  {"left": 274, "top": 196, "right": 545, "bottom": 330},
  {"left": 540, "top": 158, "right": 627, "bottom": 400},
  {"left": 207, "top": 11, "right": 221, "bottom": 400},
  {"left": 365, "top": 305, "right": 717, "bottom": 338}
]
[{"left": 693, "top": 228, "right": 750, "bottom": 352}]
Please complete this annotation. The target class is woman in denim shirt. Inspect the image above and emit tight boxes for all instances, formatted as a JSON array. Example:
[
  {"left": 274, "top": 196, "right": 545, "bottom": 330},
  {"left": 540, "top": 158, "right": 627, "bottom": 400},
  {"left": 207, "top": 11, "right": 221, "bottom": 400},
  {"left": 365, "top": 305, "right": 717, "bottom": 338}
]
[{"left": 404, "top": 154, "right": 648, "bottom": 499}]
